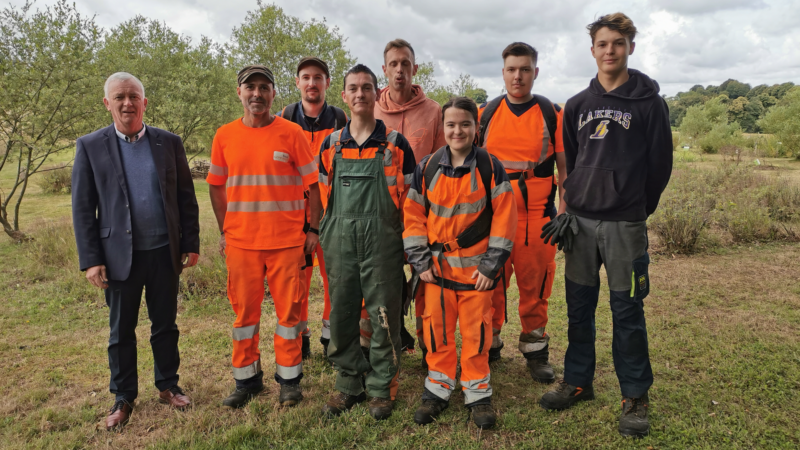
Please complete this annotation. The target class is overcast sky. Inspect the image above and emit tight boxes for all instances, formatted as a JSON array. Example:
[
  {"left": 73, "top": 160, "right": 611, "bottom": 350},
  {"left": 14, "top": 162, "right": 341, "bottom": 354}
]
[{"left": 8, "top": 0, "right": 799, "bottom": 102}]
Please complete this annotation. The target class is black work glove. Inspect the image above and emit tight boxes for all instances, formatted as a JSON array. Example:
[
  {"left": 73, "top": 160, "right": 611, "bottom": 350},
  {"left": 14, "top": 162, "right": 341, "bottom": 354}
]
[
  {"left": 556, "top": 214, "right": 580, "bottom": 252},
  {"left": 540, "top": 214, "right": 569, "bottom": 245}
]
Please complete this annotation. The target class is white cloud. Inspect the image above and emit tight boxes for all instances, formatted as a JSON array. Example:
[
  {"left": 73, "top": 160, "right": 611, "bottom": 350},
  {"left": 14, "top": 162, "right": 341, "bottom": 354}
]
[{"left": 5, "top": 0, "right": 798, "bottom": 102}]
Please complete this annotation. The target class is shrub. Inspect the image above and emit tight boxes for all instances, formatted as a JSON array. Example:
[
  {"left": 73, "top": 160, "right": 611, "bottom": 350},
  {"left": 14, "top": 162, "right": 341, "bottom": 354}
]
[
  {"left": 35, "top": 167, "right": 72, "bottom": 194},
  {"left": 25, "top": 219, "right": 78, "bottom": 268},
  {"left": 649, "top": 196, "right": 709, "bottom": 253}
]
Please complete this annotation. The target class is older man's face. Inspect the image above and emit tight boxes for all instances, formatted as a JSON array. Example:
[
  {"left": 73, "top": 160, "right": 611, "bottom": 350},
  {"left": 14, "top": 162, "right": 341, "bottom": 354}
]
[
  {"left": 237, "top": 74, "right": 275, "bottom": 116},
  {"left": 103, "top": 79, "right": 147, "bottom": 135}
]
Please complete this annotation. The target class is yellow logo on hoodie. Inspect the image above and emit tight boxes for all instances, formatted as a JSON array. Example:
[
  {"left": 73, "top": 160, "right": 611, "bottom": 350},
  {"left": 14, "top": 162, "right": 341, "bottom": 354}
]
[{"left": 590, "top": 120, "right": 610, "bottom": 139}]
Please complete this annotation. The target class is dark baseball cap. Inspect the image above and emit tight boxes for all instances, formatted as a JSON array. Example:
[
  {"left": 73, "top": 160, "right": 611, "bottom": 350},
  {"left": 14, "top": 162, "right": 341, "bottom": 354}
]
[
  {"left": 297, "top": 56, "right": 330, "bottom": 78},
  {"left": 237, "top": 65, "right": 275, "bottom": 85}
]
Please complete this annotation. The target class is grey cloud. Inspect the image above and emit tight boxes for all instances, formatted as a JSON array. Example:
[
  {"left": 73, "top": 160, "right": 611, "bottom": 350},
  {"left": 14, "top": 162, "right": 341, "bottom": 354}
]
[{"left": 648, "top": 0, "right": 767, "bottom": 15}]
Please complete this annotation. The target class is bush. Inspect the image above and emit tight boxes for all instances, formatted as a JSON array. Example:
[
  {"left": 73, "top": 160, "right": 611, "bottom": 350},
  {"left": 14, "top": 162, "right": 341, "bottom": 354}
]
[
  {"left": 649, "top": 196, "right": 708, "bottom": 253},
  {"left": 698, "top": 121, "right": 745, "bottom": 154},
  {"left": 35, "top": 167, "right": 72, "bottom": 194}
]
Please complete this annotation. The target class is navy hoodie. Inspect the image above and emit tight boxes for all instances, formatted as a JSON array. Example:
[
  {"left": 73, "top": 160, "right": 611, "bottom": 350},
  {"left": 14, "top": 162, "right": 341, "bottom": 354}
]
[{"left": 562, "top": 69, "right": 673, "bottom": 221}]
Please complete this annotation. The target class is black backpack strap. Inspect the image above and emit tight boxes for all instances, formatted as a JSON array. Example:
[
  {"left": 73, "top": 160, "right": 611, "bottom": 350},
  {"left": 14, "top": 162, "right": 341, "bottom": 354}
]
[
  {"left": 282, "top": 102, "right": 298, "bottom": 122},
  {"left": 477, "top": 96, "right": 504, "bottom": 147},
  {"left": 451, "top": 148, "right": 493, "bottom": 249},
  {"left": 533, "top": 94, "right": 557, "bottom": 147},
  {"left": 332, "top": 106, "right": 347, "bottom": 130},
  {"left": 423, "top": 147, "right": 446, "bottom": 214}
]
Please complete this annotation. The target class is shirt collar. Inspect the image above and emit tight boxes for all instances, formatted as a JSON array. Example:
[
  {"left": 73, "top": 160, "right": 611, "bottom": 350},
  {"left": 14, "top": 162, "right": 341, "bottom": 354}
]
[
  {"left": 114, "top": 123, "right": 147, "bottom": 143},
  {"left": 440, "top": 145, "right": 477, "bottom": 169}
]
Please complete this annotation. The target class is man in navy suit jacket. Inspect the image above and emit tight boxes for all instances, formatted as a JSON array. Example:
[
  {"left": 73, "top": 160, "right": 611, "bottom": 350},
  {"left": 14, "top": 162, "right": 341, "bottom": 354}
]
[{"left": 71, "top": 72, "right": 200, "bottom": 430}]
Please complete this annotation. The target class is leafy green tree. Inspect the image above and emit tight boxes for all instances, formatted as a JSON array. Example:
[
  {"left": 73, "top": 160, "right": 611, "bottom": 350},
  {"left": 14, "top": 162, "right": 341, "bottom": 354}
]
[
  {"left": 759, "top": 87, "right": 800, "bottom": 158},
  {"left": 449, "top": 73, "right": 479, "bottom": 97},
  {"left": 758, "top": 93, "right": 778, "bottom": 109},
  {"left": 228, "top": 2, "right": 355, "bottom": 112},
  {"left": 680, "top": 95, "right": 744, "bottom": 153},
  {"left": 98, "top": 16, "right": 239, "bottom": 153},
  {"left": 466, "top": 88, "right": 488, "bottom": 104},
  {"left": 768, "top": 82, "right": 795, "bottom": 100},
  {"left": 720, "top": 79, "right": 751, "bottom": 99},
  {"left": 0, "top": 0, "right": 103, "bottom": 241},
  {"left": 427, "top": 86, "right": 455, "bottom": 106}
]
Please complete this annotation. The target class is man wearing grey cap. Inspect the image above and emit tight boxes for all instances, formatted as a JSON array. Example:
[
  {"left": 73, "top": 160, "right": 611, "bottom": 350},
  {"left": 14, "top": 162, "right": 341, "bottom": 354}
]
[
  {"left": 207, "top": 65, "right": 322, "bottom": 409},
  {"left": 277, "top": 56, "right": 347, "bottom": 361}
]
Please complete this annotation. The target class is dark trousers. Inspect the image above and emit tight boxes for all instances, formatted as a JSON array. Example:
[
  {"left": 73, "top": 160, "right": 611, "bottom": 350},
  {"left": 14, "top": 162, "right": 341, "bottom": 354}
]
[
  {"left": 105, "top": 245, "right": 180, "bottom": 402},
  {"left": 563, "top": 217, "right": 653, "bottom": 398}
]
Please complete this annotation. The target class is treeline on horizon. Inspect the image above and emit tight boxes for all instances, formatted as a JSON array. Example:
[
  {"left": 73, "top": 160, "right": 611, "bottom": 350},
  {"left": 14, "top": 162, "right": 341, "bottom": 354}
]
[{"left": 667, "top": 80, "right": 796, "bottom": 133}]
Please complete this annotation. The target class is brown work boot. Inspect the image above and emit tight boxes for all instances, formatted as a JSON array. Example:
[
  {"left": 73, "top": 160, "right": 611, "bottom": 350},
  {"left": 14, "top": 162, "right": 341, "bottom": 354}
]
[
  {"left": 279, "top": 384, "right": 303, "bottom": 407},
  {"left": 105, "top": 399, "right": 133, "bottom": 431},
  {"left": 159, "top": 385, "right": 191, "bottom": 410},
  {"left": 322, "top": 391, "right": 367, "bottom": 417},
  {"left": 469, "top": 403, "right": 497, "bottom": 429},
  {"left": 368, "top": 397, "right": 394, "bottom": 421}
]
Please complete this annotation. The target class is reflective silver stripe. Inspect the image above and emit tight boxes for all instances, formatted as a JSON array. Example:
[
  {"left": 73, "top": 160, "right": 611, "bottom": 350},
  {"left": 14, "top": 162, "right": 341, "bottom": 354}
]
[
  {"left": 429, "top": 197, "right": 486, "bottom": 219},
  {"left": 491, "top": 181, "right": 513, "bottom": 199},
  {"left": 403, "top": 235, "right": 429, "bottom": 250},
  {"left": 407, "top": 188, "right": 425, "bottom": 206},
  {"left": 425, "top": 370, "right": 455, "bottom": 401},
  {"left": 491, "top": 333, "right": 503, "bottom": 349},
  {"left": 313, "top": 154, "right": 320, "bottom": 165},
  {"left": 319, "top": 173, "right": 329, "bottom": 186},
  {"left": 276, "top": 362, "right": 303, "bottom": 379},
  {"left": 232, "top": 323, "right": 260, "bottom": 341},
  {"left": 386, "top": 130, "right": 400, "bottom": 146},
  {"left": 298, "top": 161, "right": 317, "bottom": 176},
  {"left": 488, "top": 236, "right": 514, "bottom": 252},
  {"left": 330, "top": 130, "right": 342, "bottom": 144},
  {"left": 500, "top": 160, "right": 537, "bottom": 171},
  {"left": 428, "top": 168, "right": 443, "bottom": 192},
  {"left": 434, "top": 253, "right": 484, "bottom": 269},
  {"left": 383, "top": 149, "right": 393, "bottom": 166},
  {"left": 209, "top": 164, "right": 228, "bottom": 176},
  {"left": 275, "top": 320, "right": 308, "bottom": 340},
  {"left": 404, "top": 173, "right": 414, "bottom": 186},
  {"left": 518, "top": 327, "right": 549, "bottom": 353},
  {"left": 227, "top": 174, "right": 302, "bottom": 187},
  {"left": 539, "top": 115, "right": 551, "bottom": 163},
  {"left": 232, "top": 359, "right": 261, "bottom": 380},
  {"left": 461, "top": 374, "right": 493, "bottom": 404},
  {"left": 322, "top": 319, "right": 331, "bottom": 329},
  {"left": 227, "top": 200, "right": 304, "bottom": 212},
  {"left": 469, "top": 158, "right": 479, "bottom": 192},
  {"left": 386, "top": 176, "right": 397, "bottom": 186}
]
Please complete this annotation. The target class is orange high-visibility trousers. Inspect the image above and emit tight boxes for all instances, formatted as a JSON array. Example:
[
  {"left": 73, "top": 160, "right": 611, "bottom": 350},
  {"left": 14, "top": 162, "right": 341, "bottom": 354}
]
[
  {"left": 491, "top": 183, "right": 556, "bottom": 355},
  {"left": 422, "top": 282, "right": 493, "bottom": 404},
  {"left": 226, "top": 244, "right": 305, "bottom": 382},
  {"left": 300, "top": 243, "right": 332, "bottom": 340}
]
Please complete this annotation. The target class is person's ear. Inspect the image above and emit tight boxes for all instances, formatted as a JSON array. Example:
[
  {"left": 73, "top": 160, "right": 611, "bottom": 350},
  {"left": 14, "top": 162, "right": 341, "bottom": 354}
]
[
  {"left": 103, "top": 97, "right": 111, "bottom": 112},
  {"left": 534, "top": 67, "right": 540, "bottom": 81},
  {"left": 412, "top": 63, "right": 418, "bottom": 77},
  {"left": 142, "top": 98, "right": 147, "bottom": 111},
  {"left": 295, "top": 77, "right": 301, "bottom": 90},
  {"left": 629, "top": 41, "right": 636, "bottom": 55},
  {"left": 325, "top": 77, "right": 331, "bottom": 90}
]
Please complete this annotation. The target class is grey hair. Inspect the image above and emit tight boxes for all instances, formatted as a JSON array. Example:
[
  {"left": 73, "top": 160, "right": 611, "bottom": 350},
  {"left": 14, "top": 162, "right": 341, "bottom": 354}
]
[{"left": 103, "top": 72, "right": 145, "bottom": 98}]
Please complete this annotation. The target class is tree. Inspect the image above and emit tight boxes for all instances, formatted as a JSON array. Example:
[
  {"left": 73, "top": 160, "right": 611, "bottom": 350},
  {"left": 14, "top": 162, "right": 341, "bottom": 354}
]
[
  {"left": 720, "top": 79, "right": 751, "bottom": 99},
  {"left": 466, "top": 88, "right": 488, "bottom": 104},
  {"left": 759, "top": 87, "right": 800, "bottom": 158},
  {"left": 449, "top": 73, "right": 479, "bottom": 97},
  {"left": 0, "top": 1, "right": 103, "bottom": 241},
  {"left": 679, "top": 95, "right": 744, "bottom": 153},
  {"left": 228, "top": 2, "right": 355, "bottom": 112},
  {"left": 768, "top": 82, "right": 795, "bottom": 100},
  {"left": 98, "top": 16, "right": 239, "bottom": 154}
]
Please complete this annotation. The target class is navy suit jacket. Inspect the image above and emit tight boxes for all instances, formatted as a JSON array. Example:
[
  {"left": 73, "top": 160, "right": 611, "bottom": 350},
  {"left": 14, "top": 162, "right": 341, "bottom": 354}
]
[{"left": 71, "top": 124, "right": 200, "bottom": 281}]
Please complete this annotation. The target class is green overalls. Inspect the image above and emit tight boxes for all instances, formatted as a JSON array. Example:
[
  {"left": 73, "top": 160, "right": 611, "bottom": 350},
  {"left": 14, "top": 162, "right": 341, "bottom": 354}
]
[{"left": 320, "top": 133, "right": 403, "bottom": 399}]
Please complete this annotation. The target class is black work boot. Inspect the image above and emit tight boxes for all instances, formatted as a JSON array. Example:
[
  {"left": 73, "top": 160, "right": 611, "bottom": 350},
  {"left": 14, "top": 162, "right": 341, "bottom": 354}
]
[
  {"left": 619, "top": 393, "right": 650, "bottom": 438},
  {"left": 469, "top": 403, "right": 497, "bottom": 429},
  {"left": 278, "top": 384, "right": 303, "bottom": 407},
  {"left": 302, "top": 335, "right": 311, "bottom": 360},
  {"left": 539, "top": 380, "right": 595, "bottom": 410},
  {"left": 368, "top": 397, "right": 394, "bottom": 421},
  {"left": 413, "top": 398, "right": 449, "bottom": 424},
  {"left": 524, "top": 347, "right": 555, "bottom": 384},
  {"left": 320, "top": 337, "right": 330, "bottom": 359},
  {"left": 322, "top": 391, "right": 366, "bottom": 417},
  {"left": 222, "top": 384, "right": 265, "bottom": 409},
  {"left": 489, "top": 337, "right": 504, "bottom": 363}
]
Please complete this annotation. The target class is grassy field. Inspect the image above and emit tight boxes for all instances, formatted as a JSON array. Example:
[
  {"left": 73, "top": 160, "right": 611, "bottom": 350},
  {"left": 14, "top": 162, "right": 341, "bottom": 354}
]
[{"left": 1, "top": 151, "right": 799, "bottom": 449}]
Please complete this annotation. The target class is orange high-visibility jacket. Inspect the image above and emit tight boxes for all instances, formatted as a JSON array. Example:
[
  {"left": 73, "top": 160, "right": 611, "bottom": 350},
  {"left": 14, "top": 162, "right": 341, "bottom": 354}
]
[
  {"left": 478, "top": 97, "right": 564, "bottom": 217},
  {"left": 318, "top": 119, "right": 417, "bottom": 212},
  {"left": 206, "top": 117, "right": 318, "bottom": 250},
  {"left": 403, "top": 146, "right": 517, "bottom": 284}
]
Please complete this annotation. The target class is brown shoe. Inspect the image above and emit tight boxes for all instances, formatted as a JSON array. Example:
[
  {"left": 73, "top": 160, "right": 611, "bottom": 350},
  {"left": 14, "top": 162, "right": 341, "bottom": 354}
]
[
  {"left": 159, "top": 385, "right": 191, "bottom": 410},
  {"left": 368, "top": 397, "right": 394, "bottom": 421},
  {"left": 105, "top": 399, "right": 133, "bottom": 430}
]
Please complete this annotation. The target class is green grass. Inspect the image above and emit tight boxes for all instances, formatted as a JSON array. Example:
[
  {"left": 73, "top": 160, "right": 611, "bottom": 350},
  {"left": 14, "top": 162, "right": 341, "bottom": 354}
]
[{"left": 0, "top": 162, "right": 799, "bottom": 449}]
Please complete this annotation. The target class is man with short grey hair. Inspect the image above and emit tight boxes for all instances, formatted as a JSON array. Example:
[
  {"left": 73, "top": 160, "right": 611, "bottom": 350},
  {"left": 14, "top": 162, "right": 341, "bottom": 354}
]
[{"left": 72, "top": 72, "right": 200, "bottom": 430}]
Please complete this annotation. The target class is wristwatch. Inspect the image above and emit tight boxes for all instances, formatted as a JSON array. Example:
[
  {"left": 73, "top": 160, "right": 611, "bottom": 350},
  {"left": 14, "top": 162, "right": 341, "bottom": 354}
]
[{"left": 307, "top": 227, "right": 319, "bottom": 235}]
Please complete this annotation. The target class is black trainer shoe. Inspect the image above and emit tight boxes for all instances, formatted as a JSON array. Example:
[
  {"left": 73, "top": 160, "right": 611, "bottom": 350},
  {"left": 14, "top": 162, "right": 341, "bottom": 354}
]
[
  {"left": 320, "top": 337, "right": 330, "bottom": 359},
  {"left": 279, "top": 384, "right": 303, "bottom": 407},
  {"left": 302, "top": 335, "right": 311, "bottom": 360},
  {"left": 539, "top": 380, "right": 595, "bottom": 410},
  {"left": 413, "top": 398, "right": 449, "bottom": 424},
  {"left": 322, "top": 391, "right": 367, "bottom": 417},
  {"left": 470, "top": 404, "right": 497, "bottom": 429},
  {"left": 526, "top": 356, "right": 555, "bottom": 384},
  {"left": 489, "top": 342, "right": 504, "bottom": 363},
  {"left": 222, "top": 384, "right": 265, "bottom": 409},
  {"left": 619, "top": 394, "right": 650, "bottom": 438},
  {"left": 368, "top": 397, "right": 394, "bottom": 421}
]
